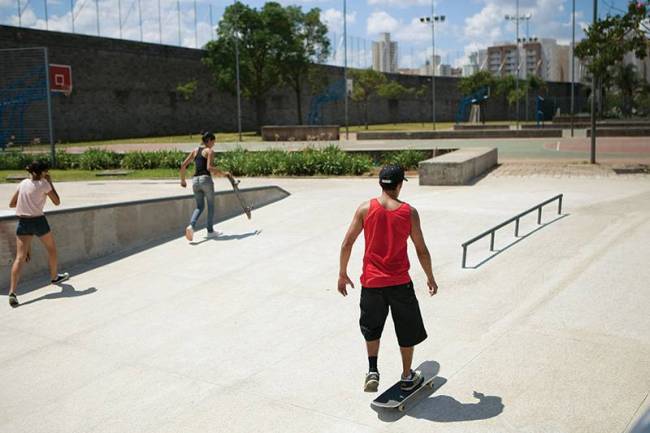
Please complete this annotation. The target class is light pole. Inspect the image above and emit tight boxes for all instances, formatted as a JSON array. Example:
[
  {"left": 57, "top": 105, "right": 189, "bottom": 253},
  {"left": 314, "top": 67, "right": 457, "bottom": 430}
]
[
  {"left": 234, "top": 28, "right": 243, "bottom": 143},
  {"left": 590, "top": 0, "right": 597, "bottom": 163},
  {"left": 505, "top": 4, "right": 526, "bottom": 130},
  {"left": 420, "top": 8, "right": 445, "bottom": 131},
  {"left": 570, "top": 0, "right": 576, "bottom": 137},
  {"left": 343, "top": 0, "right": 349, "bottom": 139}
]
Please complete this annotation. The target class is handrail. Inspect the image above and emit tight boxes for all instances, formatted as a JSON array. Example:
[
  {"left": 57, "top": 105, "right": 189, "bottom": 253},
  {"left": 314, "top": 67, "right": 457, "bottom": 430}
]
[{"left": 462, "top": 194, "right": 563, "bottom": 268}]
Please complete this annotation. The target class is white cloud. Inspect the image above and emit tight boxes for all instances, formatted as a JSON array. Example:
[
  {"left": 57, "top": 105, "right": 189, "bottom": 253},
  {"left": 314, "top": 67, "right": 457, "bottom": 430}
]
[
  {"left": 321, "top": 7, "right": 356, "bottom": 34},
  {"left": 368, "top": 0, "right": 429, "bottom": 6},
  {"left": 366, "top": 10, "right": 398, "bottom": 35}
]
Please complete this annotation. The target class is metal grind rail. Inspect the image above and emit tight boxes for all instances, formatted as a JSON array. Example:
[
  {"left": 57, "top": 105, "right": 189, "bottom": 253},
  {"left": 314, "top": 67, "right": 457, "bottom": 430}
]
[{"left": 462, "top": 194, "right": 563, "bottom": 268}]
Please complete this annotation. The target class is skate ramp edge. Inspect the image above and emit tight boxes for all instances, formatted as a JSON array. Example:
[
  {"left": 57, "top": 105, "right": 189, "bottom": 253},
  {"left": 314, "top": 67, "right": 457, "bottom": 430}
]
[{"left": 0, "top": 185, "right": 289, "bottom": 288}]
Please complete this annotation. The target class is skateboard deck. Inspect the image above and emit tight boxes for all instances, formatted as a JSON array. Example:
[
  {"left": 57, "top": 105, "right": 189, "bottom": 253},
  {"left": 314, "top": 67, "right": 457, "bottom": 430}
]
[
  {"left": 371, "top": 373, "right": 436, "bottom": 412},
  {"left": 228, "top": 176, "right": 252, "bottom": 219}
]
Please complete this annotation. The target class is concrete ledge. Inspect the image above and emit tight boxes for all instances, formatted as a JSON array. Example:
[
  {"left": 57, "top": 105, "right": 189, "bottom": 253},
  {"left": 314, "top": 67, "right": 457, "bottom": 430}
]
[
  {"left": 586, "top": 127, "right": 650, "bottom": 137},
  {"left": 453, "top": 124, "right": 510, "bottom": 130},
  {"left": 357, "top": 129, "right": 561, "bottom": 140},
  {"left": 0, "top": 185, "right": 290, "bottom": 287},
  {"left": 262, "top": 125, "right": 339, "bottom": 141},
  {"left": 418, "top": 147, "right": 498, "bottom": 185}
]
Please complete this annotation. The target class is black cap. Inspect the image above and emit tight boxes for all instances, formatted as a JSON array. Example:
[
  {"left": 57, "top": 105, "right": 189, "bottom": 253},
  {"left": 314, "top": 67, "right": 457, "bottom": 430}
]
[{"left": 379, "top": 164, "right": 408, "bottom": 186}]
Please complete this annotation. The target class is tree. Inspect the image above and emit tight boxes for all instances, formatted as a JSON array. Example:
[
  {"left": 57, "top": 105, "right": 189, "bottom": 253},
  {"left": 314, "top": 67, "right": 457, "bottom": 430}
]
[
  {"left": 575, "top": 1, "right": 648, "bottom": 117},
  {"left": 377, "top": 80, "right": 415, "bottom": 125},
  {"left": 203, "top": 2, "right": 290, "bottom": 132},
  {"left": 458, "top": 70, "right": 495, "bottom": 95},
  {"left": 613, "top": 63, "right": 640, "bottom": 116},
  {"left": 279, "top": 6, "right": 330, "bottom": 125},
  {"left": 349, "top": 69, "right": 387, "bottom": 129}
]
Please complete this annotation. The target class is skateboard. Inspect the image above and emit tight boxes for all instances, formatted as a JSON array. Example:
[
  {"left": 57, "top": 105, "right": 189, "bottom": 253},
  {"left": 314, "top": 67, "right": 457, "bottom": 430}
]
[
  {"left": 227, "top": 176, "right": 252, "bottom": 219},
  {"left": 371, "top": 372, "right": 436, "bottom": 412}
]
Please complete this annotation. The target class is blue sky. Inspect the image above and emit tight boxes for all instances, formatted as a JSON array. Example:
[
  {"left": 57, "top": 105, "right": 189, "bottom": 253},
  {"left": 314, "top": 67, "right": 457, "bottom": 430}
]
[{"left": 0, "top": 0, "right": 636, "bottom": 67}]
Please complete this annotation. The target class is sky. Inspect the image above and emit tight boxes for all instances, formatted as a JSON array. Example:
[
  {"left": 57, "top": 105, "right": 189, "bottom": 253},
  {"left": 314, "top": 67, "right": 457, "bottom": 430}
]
[{"left": 0, "top": 0, "right": 637, "bottom": 68}]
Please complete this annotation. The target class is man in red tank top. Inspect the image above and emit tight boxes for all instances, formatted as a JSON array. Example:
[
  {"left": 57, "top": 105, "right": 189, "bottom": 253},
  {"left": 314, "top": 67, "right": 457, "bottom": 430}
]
[{"left": 338, "top": 165, "right": 439, "bottom": 393}]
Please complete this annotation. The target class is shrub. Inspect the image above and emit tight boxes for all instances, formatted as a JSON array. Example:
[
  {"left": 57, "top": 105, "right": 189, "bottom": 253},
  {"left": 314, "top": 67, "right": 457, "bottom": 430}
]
[
  {"left": 381, "top": 149, "right": 428, "bottom": 170},
  {"left": 78, "top": 148, "right": 122, "bottom": 170},
  {"left": 54, "top": 151, "right": 80, "bottom": 169},
  {"left": 0, "top": 151, "right": 34, "bottom": 170}
]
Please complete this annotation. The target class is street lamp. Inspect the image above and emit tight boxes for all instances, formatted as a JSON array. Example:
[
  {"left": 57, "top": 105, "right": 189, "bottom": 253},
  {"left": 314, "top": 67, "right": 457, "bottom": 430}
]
[
  {"left": 344, "top": 0, "right": 349, "bottom": 139},
  {"left": 571, "top": 0, "right": 576, "bottom": 137},
  {"left": 420, "top": 10, "right": 445, "bottom": 131},
  {"left": 590, "top": 0, "right": 597, "bottom": 163},
  {"left": 505, "top": 3, "right": 528, "bottom": 130}
]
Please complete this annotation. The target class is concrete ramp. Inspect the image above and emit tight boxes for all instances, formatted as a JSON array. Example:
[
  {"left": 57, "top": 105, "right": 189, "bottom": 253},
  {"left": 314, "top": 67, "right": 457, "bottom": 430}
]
[{"left": 0, "top": 186, "right": 289, "bottom": 288}]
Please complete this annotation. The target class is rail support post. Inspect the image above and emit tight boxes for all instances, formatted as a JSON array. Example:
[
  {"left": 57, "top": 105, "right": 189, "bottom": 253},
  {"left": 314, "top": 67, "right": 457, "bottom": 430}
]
[
  {"left": 537, "top": 207, "right": 542, "bottom": 225},
  {"left": 558, "top": 194, "right": 563, "bottom": 215},
  {"left": 490, "top": 232, "right": 495, "bottom": 251},
  {"left": 462, "top": 245, "right": 467, "bottom": 268},
  {"left": 515, "top": 218, "right": 520, "bottom": 237}
]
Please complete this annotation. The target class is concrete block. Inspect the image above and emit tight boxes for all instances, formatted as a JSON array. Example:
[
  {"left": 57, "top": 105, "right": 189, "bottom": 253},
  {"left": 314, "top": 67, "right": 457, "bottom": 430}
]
[
  {"left": 262, "top": 125, "right": 340, "bottom": 141},
  {"left": 418, "top": 147, "right": 498, "bottom": 185}
]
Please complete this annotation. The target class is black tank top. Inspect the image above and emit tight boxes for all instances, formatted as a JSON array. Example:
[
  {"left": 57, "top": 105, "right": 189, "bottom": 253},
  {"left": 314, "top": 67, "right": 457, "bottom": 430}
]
[{"left": 193, "top": 147, "right": 210, "bottom": 177}]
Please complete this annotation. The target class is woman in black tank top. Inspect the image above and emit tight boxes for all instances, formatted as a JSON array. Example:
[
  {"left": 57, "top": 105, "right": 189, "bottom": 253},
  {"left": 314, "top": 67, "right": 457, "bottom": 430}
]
[{"left": 179, "top": 132, "right": 231, "bottom": 241}]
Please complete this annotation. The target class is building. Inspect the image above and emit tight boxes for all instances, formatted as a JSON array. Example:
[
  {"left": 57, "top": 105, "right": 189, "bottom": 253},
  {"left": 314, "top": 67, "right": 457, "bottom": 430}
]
[
  {"left": 372, "top": 33, "right": 398, "bottom": 73},
  {"left": 419, "top": 54, "right": 441, "bottom": 76},
  {"left": 485, "top": 38, "right": 575, "bottom": 82},
  {"left": 462, "top": 51, "right": 480, "bottom": 76}
]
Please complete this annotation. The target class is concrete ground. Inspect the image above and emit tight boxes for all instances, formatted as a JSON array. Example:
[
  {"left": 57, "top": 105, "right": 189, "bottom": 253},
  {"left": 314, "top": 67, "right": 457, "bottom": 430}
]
[
  {"left": 48, "top": 135, "right": 650, "bottom": 163},
  {"left": 1, "top": 171, "right": 649, "bottom": 433}
]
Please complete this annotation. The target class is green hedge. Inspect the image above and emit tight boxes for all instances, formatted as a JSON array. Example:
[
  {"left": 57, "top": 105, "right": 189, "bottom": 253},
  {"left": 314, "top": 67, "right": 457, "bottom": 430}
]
[{"left": 0, "top": 147, "right": 425, "bottom": 175}]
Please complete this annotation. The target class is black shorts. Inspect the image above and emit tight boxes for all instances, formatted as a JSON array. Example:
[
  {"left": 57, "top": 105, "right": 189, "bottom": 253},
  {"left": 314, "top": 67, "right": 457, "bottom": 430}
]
[
  {"left": 359, "top": 281, "right": 427, "bottom": 348},
  {"left": 16, "top": 215, "right": 51, "bottom": 237}
]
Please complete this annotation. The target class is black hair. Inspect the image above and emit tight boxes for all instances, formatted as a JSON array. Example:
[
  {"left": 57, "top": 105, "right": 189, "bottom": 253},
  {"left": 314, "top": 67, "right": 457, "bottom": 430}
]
[
  {"left": 202, "top": 131, "right": 216, "bottom": 143},
  {"left": 26, "top": 160, "right": 49, "bottom": 177}
]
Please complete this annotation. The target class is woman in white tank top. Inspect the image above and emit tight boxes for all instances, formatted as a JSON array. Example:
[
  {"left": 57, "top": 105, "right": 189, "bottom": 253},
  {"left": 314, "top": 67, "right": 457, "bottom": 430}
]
[{"left": 7, "top": 160, "right": 69, "bottom": 307}]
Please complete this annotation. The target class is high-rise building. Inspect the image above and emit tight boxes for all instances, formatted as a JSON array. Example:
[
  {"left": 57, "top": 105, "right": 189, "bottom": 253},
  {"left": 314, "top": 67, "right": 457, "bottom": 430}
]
[
  {"left": 462, "top": 51, "right": 480, "bottom": 76},
  {"left": 372, "top": 33, "right": 398, "bottom": 73},
  {"left": 419, "top": 55, "right": 441, "bottom": 76}
]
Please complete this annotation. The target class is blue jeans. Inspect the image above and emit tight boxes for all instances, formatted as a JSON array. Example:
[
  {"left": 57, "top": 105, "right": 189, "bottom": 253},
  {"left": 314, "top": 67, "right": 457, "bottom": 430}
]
[{"left": 190, "top": 175, "right": 215, "bottom": 232}]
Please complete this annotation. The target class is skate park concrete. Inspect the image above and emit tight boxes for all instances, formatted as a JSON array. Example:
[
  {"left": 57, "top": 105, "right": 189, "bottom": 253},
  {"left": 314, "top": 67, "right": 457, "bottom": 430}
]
[{"left": 1, "top": 172, "right": 649, "bottom": 433}]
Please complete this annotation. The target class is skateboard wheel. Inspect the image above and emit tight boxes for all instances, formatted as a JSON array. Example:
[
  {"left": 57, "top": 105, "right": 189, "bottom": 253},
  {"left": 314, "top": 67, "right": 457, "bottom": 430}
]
[
  {"left": 428, "top": 381, "right": 434, "bottom": 389},
  {"left": 398, "top": 405, "right": 405, "bottom": 412}
]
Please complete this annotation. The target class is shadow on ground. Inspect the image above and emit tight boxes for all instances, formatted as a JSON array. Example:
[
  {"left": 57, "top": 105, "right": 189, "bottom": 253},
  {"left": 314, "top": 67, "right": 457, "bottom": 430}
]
[
  {"left": 466, "top": 213, "right": 570, "bottom": 269},
  {"left": 373, "top": 360, "right": 504, "bottom": 423},
  {"left": 15, "top": 283, "right": 97, "bottom": 307},
  {"left": 190, "top": 230, "right": 262, "bottom": 245}
]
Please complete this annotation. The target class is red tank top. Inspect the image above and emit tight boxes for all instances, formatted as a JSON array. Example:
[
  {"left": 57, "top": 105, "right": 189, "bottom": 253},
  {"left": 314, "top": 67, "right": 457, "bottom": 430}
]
[{"left": 361, "top": 198, "right": 412, "bottom": 288}]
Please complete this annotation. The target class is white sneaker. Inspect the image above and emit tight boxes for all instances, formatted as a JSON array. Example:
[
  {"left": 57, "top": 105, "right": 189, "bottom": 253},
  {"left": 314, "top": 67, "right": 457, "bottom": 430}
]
[
  {"left": 206, "top": 231, "right": 221, "bottom": 238},
  {"left": 185, "top": 225, "right": 194, "bottom": 241}
]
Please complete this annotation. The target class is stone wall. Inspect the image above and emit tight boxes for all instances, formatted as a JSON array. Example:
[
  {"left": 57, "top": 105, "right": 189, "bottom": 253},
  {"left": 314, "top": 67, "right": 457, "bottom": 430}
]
[{"left": 0, "top": 25, "right": 588, "bottom": 142}]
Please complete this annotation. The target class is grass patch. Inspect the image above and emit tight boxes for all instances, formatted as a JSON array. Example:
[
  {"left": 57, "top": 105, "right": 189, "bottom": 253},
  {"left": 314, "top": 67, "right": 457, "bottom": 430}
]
[{"left": 0, "top": 169, "right": 180, "bottom": 184}]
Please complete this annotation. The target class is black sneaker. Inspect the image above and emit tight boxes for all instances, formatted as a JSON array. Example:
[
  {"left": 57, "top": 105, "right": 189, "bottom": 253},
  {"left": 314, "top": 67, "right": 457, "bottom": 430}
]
[
  {"left": 8, "top": 293, "right": 18, "bottom": 308},
  {"left": 400, "top": 370, "right": 423, "bottom": 391},
  {"left": 364, "top": 371, "right": 380, "bottom": 392},
  {"left": 51, "top": 273, "right": 70, "bottom": 285}
]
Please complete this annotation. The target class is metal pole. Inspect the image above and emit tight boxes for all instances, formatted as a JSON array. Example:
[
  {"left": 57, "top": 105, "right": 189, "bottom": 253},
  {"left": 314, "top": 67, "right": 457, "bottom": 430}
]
[
  {"left": 95, "top": 0, "right": 100, "bottom": 36},
  {"left": 462, "top": 246, "right": 467, "bottom": 268},
  {"left": 194, "top": 0, "right": 198, "bottom": 48},
  {"left": 515, "top": 0, "right": 520, "bottom": 130},
  {"left": 158, "top": 0, "right": 162, "bottom": 43},
  {"left": 490, "top": 232, "right": 495, "bottom": 251},
  {"left": 209, "top": 5, "right": 214, "bottom": 41},
  {"left": 138, "top": 0, "right": 143, "bottom": 41},
  {"left": 515, "top": 218, "right": 520, "bottom": 236},
  {"left": 44, "top": 0, "right": 48, "bottom": 29},
  {"left": 43, "top": 48, "right": 56, "bottom": 167},
  {"left": 343, "top": 0, "right": 349, "bottom": 139},
  {"left": 590, "top": 0, "right": 597, "bottom": 164},
  {"left": 537, "top": 207, "right": 542, "bottom": 224},
  {"left": 431, "top": 0, "right": 436, "bottom": 130},
  {"left": 235, "top": 32, "right": 243, "bottom": 142},
  {"left": 177, "top": 0, "right": 182, "bottom": 46},
  {"left": 71, "top": 0, "right": 75, "bottom": 33},
  {"left": 558, "top": 195, "right": 563, "bottom": 214},
  {"left": 571, "top": 0, "right": 575, "bottom": 137},
  {"left": 17, "top": 0, "right": 21, "bottom": 26},
  {"left": 118, "top": 0, "right": 122, "bottom": 38}
]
